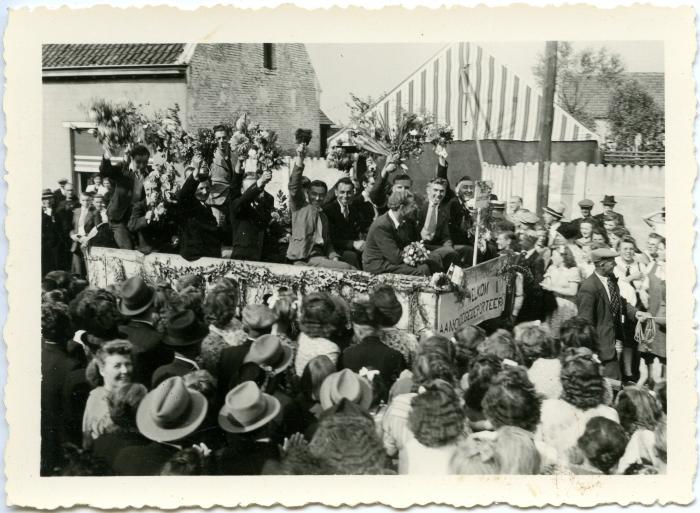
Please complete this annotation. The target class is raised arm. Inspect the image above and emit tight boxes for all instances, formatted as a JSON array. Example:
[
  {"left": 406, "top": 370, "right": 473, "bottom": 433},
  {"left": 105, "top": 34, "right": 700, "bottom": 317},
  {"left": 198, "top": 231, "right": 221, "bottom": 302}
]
[
  {"left": 435, "top": 144, "right": 455, "bottom": 203},
  {"left": 369, "top": 153, "right": 398, "bottom": 207},
  {"left": 288, "top": 144, "right": 308, "bottom": 212}
]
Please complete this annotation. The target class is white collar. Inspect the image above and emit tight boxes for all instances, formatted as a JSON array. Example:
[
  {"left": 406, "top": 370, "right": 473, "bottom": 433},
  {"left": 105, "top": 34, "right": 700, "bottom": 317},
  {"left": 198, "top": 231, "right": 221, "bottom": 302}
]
[
  {"left": 388, "top": 210, "right": 401, "bottom": 229},
  {"left": 175, "top": 354, "right": 200, "bottom": 369}
]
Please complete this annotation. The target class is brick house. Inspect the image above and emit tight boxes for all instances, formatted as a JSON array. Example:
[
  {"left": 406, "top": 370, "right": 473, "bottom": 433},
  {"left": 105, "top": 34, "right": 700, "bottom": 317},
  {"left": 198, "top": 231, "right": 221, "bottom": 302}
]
[
  {"left": 42, "top": 43, "right": 323, "bottom": 189},
  {"left": 560, "top": 72, "right": 665, "bottom": 143}
]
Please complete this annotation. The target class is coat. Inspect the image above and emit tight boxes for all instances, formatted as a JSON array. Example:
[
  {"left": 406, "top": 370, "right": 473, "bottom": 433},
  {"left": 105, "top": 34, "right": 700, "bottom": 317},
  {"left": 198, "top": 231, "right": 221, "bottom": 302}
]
[
  {"left": 118, "top": 321, "right": 174, "bottom": 387},
  {"left": 151, "top": 357, "right": 199, "bottom": 389},
  {"left": 416, "top": 202, "right": 453, "bottom": 247},
  {"left": 340, "top": 335, "right": 406, "bottom": 386},
  {"left": 446, "top": 197, "right": 474, "bottom": 246},
  {"left": 515, "top": 250, "right": 548, "bottom": 323},
  {"left": 42, "top": 209, "right": 68, "bottom": 275},
  {"left": 177, "top": 175, "right": 222, "bottom": 261},
  {"left": 69, "top": 207, "right": 96, "bottom": 253},
  {"left": 229, "top": 173, "right": 274, "bottom": 261},
  {"left": 323, "top": 199, "right": 365, "bottom": 250},
  {"left": 99, "top": 157, "right": 147, "bottom": 224},
  {"left": 41, "top": 343, "right": 82, "bottom": 475},
  {"left": 362, "top": 212, "right": 413, "bottom": 274},
  {"left": 576, "top": 273, "right": 636, "bottom": 363},
  {"left": 111, "top": 439, "right": 178, "bottom": 476},
  {"left": 216, "top": 339, "right": 254, "bottom": 402},
  {"left": 127, "top": 200, "right": 175, "bottom": 255},
  {"left": 593, "top": 211, "right": 625, "bottom": 227},
  {"left": 286, "top": 161, "right": 339, "bottom": 261}
]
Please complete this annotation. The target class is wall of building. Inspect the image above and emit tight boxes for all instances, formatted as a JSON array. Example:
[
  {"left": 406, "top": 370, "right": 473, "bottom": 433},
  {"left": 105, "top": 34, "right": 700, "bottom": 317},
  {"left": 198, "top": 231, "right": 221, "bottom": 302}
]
[
  {"left": 483, "top": 161, "right": 665, "bottom": 242},
  {"left": 42, "top": 78, "right": 187, "bottom": 188},
  {"left": 187, "top": 44, "right": 322, "bottom": 156}
]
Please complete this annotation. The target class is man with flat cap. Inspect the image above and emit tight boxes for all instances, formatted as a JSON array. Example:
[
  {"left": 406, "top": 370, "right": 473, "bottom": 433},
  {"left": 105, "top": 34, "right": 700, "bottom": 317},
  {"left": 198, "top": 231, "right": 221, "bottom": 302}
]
[
  {"left": 570, "top": 198, "right": 600, "bottom": 235},
  {"left": 577, "top": 247, "right": 641, "bottom": 380},
  {"left": 593, "top": 195, "right": 625, "bottom": 228}
]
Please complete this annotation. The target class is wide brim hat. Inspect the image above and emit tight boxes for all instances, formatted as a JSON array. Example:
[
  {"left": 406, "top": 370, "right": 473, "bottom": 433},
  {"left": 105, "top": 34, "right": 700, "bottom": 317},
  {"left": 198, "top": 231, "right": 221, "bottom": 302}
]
[
  {"left": 601, "top": 195, "right": 617, "bottom": 206},
  {"left": 119, "top": 276, "right": 155, "bottom": 316},
  {"left": 165, "top": 310, "right": 209, "bottom": 347},
  {"left": 243, "top": 334, "right": 293, "bottom": 375},
  {"left": 218, "top": 381, "right": 281, "bottom": 434},
  {"left": 319, "top": 369, "right": 373, "bottom": 411},
  {"left": 543, "top": 205, "right": 564, "bottom": 220},
  {"left": 136, "top": 376, "right": 208, "bottom": 443}
]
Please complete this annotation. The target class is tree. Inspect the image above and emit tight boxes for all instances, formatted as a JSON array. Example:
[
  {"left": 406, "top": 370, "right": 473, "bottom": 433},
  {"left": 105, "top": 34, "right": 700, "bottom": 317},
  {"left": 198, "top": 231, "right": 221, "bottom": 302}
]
[
  {"left": 607, "top": 79, "right": 665, "bottom": 152},
  {"left": 533, "top": 43, "right": 626, "bottom": 130}
]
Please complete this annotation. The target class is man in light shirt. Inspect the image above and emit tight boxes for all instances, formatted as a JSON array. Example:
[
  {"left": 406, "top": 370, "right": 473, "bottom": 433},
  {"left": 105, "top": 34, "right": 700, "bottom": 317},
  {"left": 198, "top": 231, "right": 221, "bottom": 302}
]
[{"left": 69, "top": 192, "right": 95, "bottom": 275}]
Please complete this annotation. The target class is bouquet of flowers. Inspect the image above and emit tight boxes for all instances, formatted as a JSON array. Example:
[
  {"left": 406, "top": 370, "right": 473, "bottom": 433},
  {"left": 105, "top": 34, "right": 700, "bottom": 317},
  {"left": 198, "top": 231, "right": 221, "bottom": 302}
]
[
  {"left": 402, "top": 241, "right": 430, "bottom": 267},
  {"left": 186, "top": 127, "right": 218, "bottom": 170},
  {"left": 143, "top": 165, "right": 179, "bottom": 223},
  {"left": 87, "top": 99, "right": 141, "bottom": 150},
  {"left": 269, "top": 190, "right": 292, "bottom": 242},
  {"left": 429, "top": 272, "right": 453, "bottom": 291},
  {"left": 229, "top": 113, "right": 285, "bottom": 174},
  {"left": 326, "top": 145, "right": 354, "bottom": 171},
  {"left": 375, "top": 112, "right": 432, "bottom": 171},
  {"left": 140, "top": 104, "right": 193, "bottom": 163},
  {"left": 426, "top": 123, "right": 454, "bottom": 146}
]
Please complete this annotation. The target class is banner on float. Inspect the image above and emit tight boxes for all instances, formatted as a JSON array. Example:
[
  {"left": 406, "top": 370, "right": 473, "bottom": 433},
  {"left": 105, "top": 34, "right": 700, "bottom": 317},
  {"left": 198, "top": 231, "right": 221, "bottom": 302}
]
[{"left": 437, "top": 256, "right": 509, "bottom": 333}]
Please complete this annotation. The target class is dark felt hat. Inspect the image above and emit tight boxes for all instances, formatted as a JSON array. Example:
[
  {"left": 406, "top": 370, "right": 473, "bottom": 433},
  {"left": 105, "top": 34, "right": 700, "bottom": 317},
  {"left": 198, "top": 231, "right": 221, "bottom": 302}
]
[
  {"left": 119, "top": 276, "right": 155, "bottom": 316},
  {"left": 601, "top": 195, "right": 617, "bottom": 206},
  {"left": 165, "top": 310, "right": 208, "bottom": 347}
]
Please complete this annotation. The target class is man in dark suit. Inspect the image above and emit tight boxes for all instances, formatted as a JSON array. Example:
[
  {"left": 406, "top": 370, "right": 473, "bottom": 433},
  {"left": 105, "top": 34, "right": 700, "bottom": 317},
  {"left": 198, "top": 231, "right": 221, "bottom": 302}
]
[
  {"left": 117, "top": 276, "right": 174, "bottom": 387},
  {"left": 514, "top": 230, "right": 547, "bottom": 323},
  {"left": 42, "top": 189, "right": 68, "bottom": 276},
  {"left": 593, "top": 195, "right": 625, "bottom": 228},
  {"left": 68, "top": 192, "right": 95, "bottom": 276},
  {"left": 323, "top": 177, "right": 368, "bottom": 269},
  {"left": 152, "top": 310, "right": 207, "bottom": 388},
  {"left": 570, "top": 198, "right": 600, "bottom": 234},
  {"left": 100, "top": 145, "right": 152, "bottom": 249},
  {"left": 577, "top": 247, "right": 639, "bottom": 380},
  {"left": 363, "top": 190, "right": 439, "bottom": 276},
  {"left": 53, "top": 178, "right": 69, "bottom": 204},
  {"left": 176, "top": 164, "right": 223, "bottom": 261},
  {"left": 229, "top": 169, "right": 274, "bottom": 261},
  {"left": 41, "top": 302, "right": 83, "bottom": 475}
]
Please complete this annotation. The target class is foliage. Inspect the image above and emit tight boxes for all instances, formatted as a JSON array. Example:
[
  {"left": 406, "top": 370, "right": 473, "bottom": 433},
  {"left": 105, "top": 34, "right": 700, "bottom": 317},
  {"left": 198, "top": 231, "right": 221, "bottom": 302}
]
[
  {"left": 532, "top": 43, "right": 626, "bottom": 130},
  {"left": 607, "top": 79, "right": 665, "bottom": 152},
  {"left": 229, "top": 112, "right": 285, "bottom": 174},
  {"left": 88, "top": 99, "right": 142, "bottom": 150}
]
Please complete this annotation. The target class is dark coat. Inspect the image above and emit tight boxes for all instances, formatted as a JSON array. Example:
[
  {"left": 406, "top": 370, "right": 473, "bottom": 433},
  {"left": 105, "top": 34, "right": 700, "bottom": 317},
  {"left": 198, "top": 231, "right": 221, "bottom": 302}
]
[
  {"left": 216, "top": 339, "right": 254, "bottom": 401},
  {"left": 127, "top": 201, "right": 176, "bottom": 255},
  {"left": 570, "top": 215, "right": 601, "bottom": 234},
  {"left": 415, "top": 201, "right": 453, "bottom": 247},
  {"left": 42, "top": 209, "right": 68, "bottom": 275},
  {"left": 99, "top": 157, "right": 147, "bottom": 224},
  {"left": 93, "top": 431, "right": 149, "bottom": 473},
  {"left": 593, "top": 211, "right": 625, "bottom": 228},
  {"left": 446, "top": 197, "right": 475, "bottom": 246},
  {"left": 111, "top": 439, "right": 178, "bottom": 476},
  {"left": 61, "top": 366, "right": 92, "bottom": 447},
  {"left": 340, "top": 335, "right": 406, "bottom": 386},
  {"left": 118, "top": 321, "right": 174, "bottom": 387},
  {"left": 515, "top": 250, "right": 547, "bottom": 323},
  {"left": 177, "top": 175, "right": 222, "bottom": 261},
  {"left": 577, "top": 273, "right": 636, "bottom": 363},
  {"left": 41, "top": 343, "right": 82, "bottom": 475},
  {"left": 323, "top": 199, "right": 365, "bottom": 250},
  {"left": 151, "top": 357, "right": 199, "bottom": 389},
  {"left": 229, "top": 173, "right": 274, "bottom": 261},
  {"left": 362, "top": 213, "right": 411, "bottom": 274},
  {"left": 213, "top": 440, "right": 280, "bottom": 475},
  {"left": 352, "top": 197, "right": 378, "bottom": 237}
]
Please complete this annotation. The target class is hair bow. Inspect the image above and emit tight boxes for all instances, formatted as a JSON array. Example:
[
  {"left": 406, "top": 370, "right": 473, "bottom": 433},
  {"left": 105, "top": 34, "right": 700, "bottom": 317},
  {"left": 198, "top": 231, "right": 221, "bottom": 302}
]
[
  {"left": 266, "top": 292, "right": 279, "bottom": 309},
  {"left": 450, "top": 336, "right": 458, "bottom": 345},
  {"left": 591, "top": 353, "right": 602, "bottom": 365},
  {"left": 191, "top": 443, "right": 211, "bottom": 458},
  {"left": 417, "top": 385, "right": 428, "bottom": 395},
  {"left": 359, "top": 367, "right": 380, "bottom": 382},
  {"left": 502, "top": 358, "right": 518, "bottom": 368}
]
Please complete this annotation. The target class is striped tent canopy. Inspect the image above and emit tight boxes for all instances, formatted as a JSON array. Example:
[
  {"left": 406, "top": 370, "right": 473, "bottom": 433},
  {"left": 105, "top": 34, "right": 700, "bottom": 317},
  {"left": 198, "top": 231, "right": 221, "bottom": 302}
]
[{"left": 364, "top": 42, "right": 598, "bottom": 143}]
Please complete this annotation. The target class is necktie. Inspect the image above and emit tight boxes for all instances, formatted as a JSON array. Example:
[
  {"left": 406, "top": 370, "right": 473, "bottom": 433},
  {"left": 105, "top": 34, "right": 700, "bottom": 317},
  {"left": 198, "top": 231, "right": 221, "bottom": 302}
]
[
  {"left": 608, "top": 275, "right": 621, "bottom": 317},
  {"left": 426, "top": 205, "right": 437, "bottom": 234},
  {"left": 625, "top": 265, "right": 631, "bottom": 277},
  {"left": 342, "top": 205, "right": 349, "bottom": 220}
]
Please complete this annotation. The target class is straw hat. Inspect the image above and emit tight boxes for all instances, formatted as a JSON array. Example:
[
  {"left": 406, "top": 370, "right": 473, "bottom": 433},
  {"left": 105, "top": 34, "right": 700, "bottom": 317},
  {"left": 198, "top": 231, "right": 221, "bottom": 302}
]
[{"left": 136, "top": 376, "right": 208, "bottom": 442}]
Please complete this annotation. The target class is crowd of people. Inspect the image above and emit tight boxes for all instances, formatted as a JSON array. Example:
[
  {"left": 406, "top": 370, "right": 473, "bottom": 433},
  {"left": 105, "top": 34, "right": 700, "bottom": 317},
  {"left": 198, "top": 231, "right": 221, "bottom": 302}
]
[{"left": 41, "top": 124, "right": 668, "bottom": 477}]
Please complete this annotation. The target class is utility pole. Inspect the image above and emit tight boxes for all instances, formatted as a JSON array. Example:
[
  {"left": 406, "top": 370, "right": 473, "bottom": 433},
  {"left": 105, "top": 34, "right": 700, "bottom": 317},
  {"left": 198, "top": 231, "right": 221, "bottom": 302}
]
[{"left": 536, "top": 41, "right": 558, "bottom": 214}]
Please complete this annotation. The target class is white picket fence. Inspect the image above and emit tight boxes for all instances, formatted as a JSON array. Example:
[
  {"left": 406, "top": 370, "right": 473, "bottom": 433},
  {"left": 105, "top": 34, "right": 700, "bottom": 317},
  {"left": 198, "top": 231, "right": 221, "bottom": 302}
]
[{"left": 482, "top": 161, "right": 665, "bottom": 242}]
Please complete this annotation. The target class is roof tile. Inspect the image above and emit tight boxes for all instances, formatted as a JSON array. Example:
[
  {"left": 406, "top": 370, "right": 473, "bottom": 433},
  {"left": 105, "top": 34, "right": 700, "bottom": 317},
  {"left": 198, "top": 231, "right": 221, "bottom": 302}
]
[{"left": 42, "top": 44, "right": 186, "bottom": 68}]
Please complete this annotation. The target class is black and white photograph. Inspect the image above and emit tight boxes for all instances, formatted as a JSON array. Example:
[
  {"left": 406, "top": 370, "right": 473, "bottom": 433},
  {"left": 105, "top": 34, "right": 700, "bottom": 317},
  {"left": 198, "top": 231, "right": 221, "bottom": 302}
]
[
  {"left": 3, "top": 3, "right": 696, "bottom": 509},
  {"left": 38, "top": 38, "right": 669, "bottom": 477}
]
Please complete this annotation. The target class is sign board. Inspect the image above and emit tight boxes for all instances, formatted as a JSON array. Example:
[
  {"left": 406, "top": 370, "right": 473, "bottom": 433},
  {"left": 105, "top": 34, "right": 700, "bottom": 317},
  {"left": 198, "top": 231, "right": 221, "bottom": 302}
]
[
  {"left": 437, "top": 256, "right": 509, "bottom": 333},
  {"left": 474, "top": 180, "right": 493, "bottom": 209}
]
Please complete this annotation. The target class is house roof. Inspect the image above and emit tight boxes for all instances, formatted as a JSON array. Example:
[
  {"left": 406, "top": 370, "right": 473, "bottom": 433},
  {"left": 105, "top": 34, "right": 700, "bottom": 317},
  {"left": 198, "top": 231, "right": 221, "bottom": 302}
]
[
  {"left": 561, "top": 72, "right": 665, "bottom": 119},
  {"left": 319, "top": 109, "right": 335, "bottom": 126},
  {"left": 42, "top": 44, "right": 188, "bottom": 68}
]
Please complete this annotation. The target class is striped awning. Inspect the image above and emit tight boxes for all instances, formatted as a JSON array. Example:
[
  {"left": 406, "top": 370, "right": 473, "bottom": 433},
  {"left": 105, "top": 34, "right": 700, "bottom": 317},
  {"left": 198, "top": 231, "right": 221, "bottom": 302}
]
[{"left": 364, "top": 43, "right": 598, "bottom": 143}]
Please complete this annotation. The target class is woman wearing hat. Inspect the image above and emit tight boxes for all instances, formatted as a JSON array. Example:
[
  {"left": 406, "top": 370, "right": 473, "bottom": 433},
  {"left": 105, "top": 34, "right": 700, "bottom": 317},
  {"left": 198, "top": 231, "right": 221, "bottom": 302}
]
[
  {"left": 82, "top": 340, "right": 135, "bottom": 447},
  {"left": 214, "top": 381, "right": 282, "bottom": 475}
]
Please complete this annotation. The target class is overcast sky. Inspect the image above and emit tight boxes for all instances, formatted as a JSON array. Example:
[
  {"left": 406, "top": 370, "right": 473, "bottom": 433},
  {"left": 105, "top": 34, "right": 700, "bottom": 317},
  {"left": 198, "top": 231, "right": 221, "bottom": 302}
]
[{"left": 307, "top": 41, "right": 665, "bottom": 124}]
